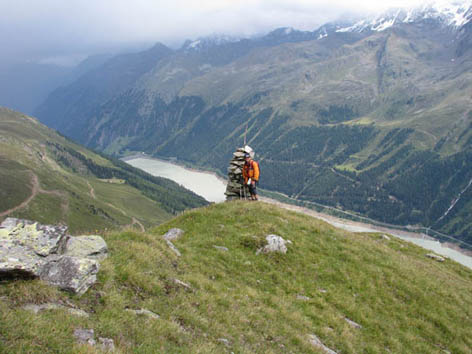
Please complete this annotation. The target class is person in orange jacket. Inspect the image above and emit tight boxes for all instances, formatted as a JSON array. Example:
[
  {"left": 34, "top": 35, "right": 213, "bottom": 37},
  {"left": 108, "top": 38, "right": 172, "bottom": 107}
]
[{"left": 242, "top": 153, "right": 260, "bottom": 201}]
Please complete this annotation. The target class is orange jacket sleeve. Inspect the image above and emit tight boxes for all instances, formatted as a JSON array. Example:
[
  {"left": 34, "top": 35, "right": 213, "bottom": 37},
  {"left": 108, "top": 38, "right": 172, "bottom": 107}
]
[{"left": 253, "top": 161, "right": 259, "bottom": 181}]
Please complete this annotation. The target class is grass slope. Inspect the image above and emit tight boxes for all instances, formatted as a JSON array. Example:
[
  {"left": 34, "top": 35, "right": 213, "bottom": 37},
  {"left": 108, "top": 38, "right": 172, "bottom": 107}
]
[
  {"left": 1, "top": 202, "right": 471, "bottom": 353},
  {"left": 0, "top": 107, "right": 207, "bottom": 233}
]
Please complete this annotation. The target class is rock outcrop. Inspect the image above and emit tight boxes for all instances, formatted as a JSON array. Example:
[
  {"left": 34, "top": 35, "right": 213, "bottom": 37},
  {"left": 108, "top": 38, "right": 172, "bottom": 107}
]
[
  {"left": 163, "top": 228, "right": 184, "bottom": 257},
  {"left": 62, "top": 235, "right": 108, "bottom": 260},
  {"left": 163, "top": 228, "right": 184, "bottom": 241},
  {"left": 0, "top": 218, "right": 107, "bottom": 295},
  {"left": 426, "top": 253, "right": 446, "bottom": 262},
  {"left": 256, "top": 234, "right": 292, "bottom": 255}
]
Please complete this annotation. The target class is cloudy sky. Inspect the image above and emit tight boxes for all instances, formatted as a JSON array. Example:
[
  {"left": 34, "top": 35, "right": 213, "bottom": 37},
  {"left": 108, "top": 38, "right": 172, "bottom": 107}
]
[{"left": 1, "top": 0, "right": 430, "bottom": 65}]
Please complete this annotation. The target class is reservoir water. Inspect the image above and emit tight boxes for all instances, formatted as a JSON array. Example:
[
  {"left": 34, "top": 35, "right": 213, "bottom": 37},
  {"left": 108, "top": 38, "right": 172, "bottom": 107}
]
[
  {"left": 125, "top": 156, "right": 472, "bottom": 269},
  {"left": 125, "top": 156, "right": 226, "bottom": 203}
]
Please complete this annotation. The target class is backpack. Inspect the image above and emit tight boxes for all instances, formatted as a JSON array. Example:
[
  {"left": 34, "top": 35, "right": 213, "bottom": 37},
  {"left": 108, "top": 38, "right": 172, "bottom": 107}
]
[{"left": 251, "top": 160, "right": 260, "bottom": 179}]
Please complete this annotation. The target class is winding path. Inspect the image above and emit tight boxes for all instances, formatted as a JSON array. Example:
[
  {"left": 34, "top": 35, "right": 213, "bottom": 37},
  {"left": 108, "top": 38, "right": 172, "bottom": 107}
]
[
  {"left": 87, "top": 181, "right": 96, "bottom": 199},
  {"left": 0, "top": 173, "right": 39, "bottom": 217},
  {"left": 0, "top": 172, "right": 68, "bottom": 218},
  {"left": 131, "top": 217, "right": 145, "bottom": 232}
]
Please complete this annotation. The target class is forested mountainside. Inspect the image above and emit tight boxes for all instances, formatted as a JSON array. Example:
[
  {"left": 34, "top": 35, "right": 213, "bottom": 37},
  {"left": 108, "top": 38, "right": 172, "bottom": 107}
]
[
  {"left": 35, "top": 3, "right": 472, "bottom": 244},
  {"left": 0, "top": 107, "right": 207, "bottom": 233}
]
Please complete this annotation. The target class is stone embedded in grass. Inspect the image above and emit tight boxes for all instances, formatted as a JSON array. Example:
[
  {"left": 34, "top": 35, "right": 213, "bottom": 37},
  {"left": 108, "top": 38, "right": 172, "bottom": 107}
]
[
  {"left": 426, "top": 253, "right": 446, "bottom": 262},
  {"left": 345, "top": 317, "right": 362, "bottom": 329},
  {"left": 126, "top": 308, "right": 160, "bottom": 320},
  {"left": 74, "top": 328, "right": 114, "bottom": 352},
  {"left": 174, "top": 278, "right": 192, "bottom": 290},
  {"left": 213, "top": 245, "right": 229, "bottom": 252},
  {"left": 308, "top": 334, "right": 337, "bottom": 354},
  {"left": 256, "top": 234, "right": 292, "bottom": 255},
  {"left": 98, "top": 337, "right": 115, "bottom": 352},
  {"left": 163, "top": 228, "right": 184, "bottom": 241},
  {"left": 166, "top": 240, "right": 182, "bottom": 257},
  {"left": 296, "top": 295, "right": 310, "bottom": 301},
  {"left": 23, "top": 303, "right": 89, "bottom": 317},
  {"left": 217, "top": 338, "right": 231, "bottom": 347},
  {"left": 382, "top": 234, "right": 391, "bottom": 241},
  {"left": 74, "top": 328, "right": 96, "bottom": 346}
]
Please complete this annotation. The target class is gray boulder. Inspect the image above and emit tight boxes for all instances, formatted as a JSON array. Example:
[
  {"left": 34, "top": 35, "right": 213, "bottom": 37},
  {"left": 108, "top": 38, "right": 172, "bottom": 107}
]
[
  {"left": 256, "top": 235, "right": 292, "bottom": 255},
  {"left": 0, "top": 218, "right": 67, "bottom": 257},
  {"left": 0, "top": 244, "right": 45, "bottom": 278},
  {"left": 40, "top": 256, "right": 99, "bottom": 296},
  {"left": 74, "top": 328, "right": 96, "bottom": 346},
  {"left": 74, "top": 328, "right": 114, "bottom": 352},
  {"left": 426, "top": 253, "right": 446, "bottom": 262},
  {"left": 163, "top": 228, "right": 184, "bottom": 241},
  {"left": 0, "top": 218, "right": 106, "bottom": 296},
  {"left": 63, "top": 235, "right": 108, "bottom": 260}
]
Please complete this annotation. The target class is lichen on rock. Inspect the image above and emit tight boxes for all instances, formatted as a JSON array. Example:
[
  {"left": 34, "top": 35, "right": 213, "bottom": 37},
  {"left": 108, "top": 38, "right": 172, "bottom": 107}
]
[{"left": 0, "top": 218, "right": 107, "bottom": 296}]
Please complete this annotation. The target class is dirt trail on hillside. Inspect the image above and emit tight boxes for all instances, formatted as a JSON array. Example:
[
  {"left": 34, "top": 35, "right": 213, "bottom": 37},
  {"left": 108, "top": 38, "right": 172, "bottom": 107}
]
[
  {"left": 104, "top": 200, "right": 145, "bottom": 232},
  {"left": 0, "top": 173, "right": 39, "bottom": 217},
  {"left": 87, "top": 181, "right": 96, "bottom": 199},
  {"left": 131, "top": 217, "right": 145, "bottom": 232},
  {"left": 0, "top": 172, "right": 69, "bottom": 218}
]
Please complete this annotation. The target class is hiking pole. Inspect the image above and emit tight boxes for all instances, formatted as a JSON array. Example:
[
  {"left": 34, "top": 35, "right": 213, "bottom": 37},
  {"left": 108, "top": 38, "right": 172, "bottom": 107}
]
[{"left": 244, "top": 121, "right": 248, "bottom": 146}]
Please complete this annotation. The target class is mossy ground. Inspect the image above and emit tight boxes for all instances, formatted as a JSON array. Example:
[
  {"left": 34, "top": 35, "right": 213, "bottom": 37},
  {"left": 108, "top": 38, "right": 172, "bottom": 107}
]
[{"left": 1, "top": 201, "right": 471, "bottom": 353}]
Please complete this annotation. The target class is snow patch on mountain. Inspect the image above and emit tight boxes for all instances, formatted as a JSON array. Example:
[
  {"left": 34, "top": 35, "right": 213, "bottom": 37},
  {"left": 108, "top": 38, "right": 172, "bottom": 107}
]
[
  {"left": 182, "top": 35, "right": 240, "bottom": 52},
  {"left": 335, "top": 0, "right": 472, "bottom": 34}
]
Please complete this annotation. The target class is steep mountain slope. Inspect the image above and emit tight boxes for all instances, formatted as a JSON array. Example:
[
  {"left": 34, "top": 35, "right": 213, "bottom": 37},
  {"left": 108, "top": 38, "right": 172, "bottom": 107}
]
[
  {"left": 0, "top": 107, "right": 207, "bottom": 233},
  {"left": 1, "top": 201, "right": 471, "bottom": 353},
  {"left": 0, "top": 55, "right": 111, "bottom": 115},
  {"left": 35, "top": 2, "right": 472, "bottom": 245}
]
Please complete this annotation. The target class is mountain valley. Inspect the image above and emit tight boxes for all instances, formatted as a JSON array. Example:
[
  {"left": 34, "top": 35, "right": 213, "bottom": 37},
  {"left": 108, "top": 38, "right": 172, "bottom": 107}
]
[
  {"left": 0, "top": 108, "right": 207, "bottom": 233},
  {"left": 35, "top": 3, "right": 472, "bottom": 245}
]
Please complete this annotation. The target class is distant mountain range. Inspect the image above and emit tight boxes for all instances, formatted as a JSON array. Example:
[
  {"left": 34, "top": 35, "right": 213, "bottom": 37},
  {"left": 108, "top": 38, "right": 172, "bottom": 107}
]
[{"left": 35, "top": 1, "right": 472, "bottom": 246}]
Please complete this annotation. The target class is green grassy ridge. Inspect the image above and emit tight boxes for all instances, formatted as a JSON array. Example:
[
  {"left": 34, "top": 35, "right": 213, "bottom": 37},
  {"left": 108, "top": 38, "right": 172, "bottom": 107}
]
[
  {"left": 1, "top": 201, "right": 471, "bottom": 353},
  {"left": 0, "top": 107, "right": 207, "bottom": 233}
]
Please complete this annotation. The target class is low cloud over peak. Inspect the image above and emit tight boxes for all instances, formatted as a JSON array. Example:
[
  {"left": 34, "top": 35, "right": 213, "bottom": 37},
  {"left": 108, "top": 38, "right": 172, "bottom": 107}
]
[{"left": 0, "top": 0, "right": 444, "bottom": 63}]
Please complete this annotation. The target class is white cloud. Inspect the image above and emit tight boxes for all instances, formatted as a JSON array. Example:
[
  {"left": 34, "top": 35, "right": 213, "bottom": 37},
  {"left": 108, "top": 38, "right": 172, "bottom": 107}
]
[{"left": 0, "top": 0, "right": 448, "bottom": 62}]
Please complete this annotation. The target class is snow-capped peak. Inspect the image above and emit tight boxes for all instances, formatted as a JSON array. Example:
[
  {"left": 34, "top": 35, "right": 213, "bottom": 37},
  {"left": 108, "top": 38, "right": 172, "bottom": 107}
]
[
  {"left": 335, "top": 0, "right": 472, "bottom": 34},
  {"left": 182, "top": 35, "right": 240, "bottom": 52}
]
